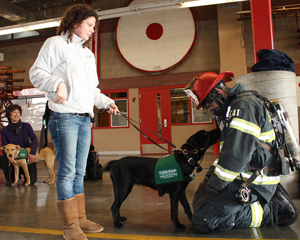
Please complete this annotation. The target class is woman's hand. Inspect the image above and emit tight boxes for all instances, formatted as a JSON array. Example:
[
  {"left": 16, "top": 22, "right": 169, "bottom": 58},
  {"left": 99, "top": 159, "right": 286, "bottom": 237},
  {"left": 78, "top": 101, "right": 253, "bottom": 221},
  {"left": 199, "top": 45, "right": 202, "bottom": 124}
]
[
  {"left": 107, "top": 104, "right": 120, "bottom": 115},
  {"left": 28, "top": 154, "right": 36, "bottom": 164},
  {"left": 7, "top": 156, "right": 17, "bottom": 165},
  {"left": 54, "top": 82, "right": 67, "bottom": 104}
]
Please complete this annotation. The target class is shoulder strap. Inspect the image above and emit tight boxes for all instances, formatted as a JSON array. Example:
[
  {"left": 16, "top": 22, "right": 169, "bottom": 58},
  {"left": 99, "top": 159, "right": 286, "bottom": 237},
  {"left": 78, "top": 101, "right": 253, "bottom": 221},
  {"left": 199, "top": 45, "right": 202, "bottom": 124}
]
[
  {"left": 22, "top": 124, "right": 26, "bottom": 148},
  {"left": 259, "top": 141, "right": 275, "bottom": 156}
]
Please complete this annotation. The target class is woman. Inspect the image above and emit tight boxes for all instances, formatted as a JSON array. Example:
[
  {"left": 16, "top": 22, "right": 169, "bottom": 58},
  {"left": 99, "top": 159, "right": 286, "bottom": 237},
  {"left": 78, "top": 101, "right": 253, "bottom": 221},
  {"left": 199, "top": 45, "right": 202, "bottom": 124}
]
[
  {"left": 1, "top": 104, "right": 38, "bottom": 185},
  {"left": 29, "top": 4, "right": 119, "bottom": 240}
]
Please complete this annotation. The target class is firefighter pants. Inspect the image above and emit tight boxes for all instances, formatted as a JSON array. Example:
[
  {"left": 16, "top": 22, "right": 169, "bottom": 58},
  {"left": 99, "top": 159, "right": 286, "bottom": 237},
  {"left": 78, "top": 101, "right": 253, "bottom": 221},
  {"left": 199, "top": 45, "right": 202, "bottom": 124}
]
[{"left": 192, "top": 186, "right": 277, "bottom": 233}]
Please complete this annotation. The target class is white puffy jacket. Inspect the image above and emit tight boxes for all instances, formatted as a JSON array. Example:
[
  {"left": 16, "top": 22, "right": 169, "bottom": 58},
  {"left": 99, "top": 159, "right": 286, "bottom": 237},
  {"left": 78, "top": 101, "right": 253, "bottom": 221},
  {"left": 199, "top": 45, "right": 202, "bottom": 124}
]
[{"left": 29, "top": 32, "right": 114, "bottom": 117}]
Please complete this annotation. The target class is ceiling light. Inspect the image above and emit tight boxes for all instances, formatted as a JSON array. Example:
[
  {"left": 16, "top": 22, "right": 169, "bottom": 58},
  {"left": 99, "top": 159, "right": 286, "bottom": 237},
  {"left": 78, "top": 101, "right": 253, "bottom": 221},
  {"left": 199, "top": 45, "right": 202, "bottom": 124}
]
[
  {"left": 0, "top": 18, "right": 60, "bottom": 36},
  {"left": 0, "top": 0, "right": 248, "bottom": 36},
  {"left": 98, "top": 1, "right": 182, "bottom": 20},
  {"left": 0, "top": 27, "right": 26, "bottom": 35},
  {"left": 182, "top": 0, "right": 248, "bottom": 8},
  {"left": 26, "top": 21, "right": 60, "bottom": 30}
]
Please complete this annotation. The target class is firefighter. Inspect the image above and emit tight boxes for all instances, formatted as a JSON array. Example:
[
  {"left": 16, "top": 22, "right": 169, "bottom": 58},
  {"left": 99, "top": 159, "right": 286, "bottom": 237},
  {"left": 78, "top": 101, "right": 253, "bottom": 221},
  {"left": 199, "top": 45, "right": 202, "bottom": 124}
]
[{"left": 184, "top": 71, "right": 298, "bottom": 233}]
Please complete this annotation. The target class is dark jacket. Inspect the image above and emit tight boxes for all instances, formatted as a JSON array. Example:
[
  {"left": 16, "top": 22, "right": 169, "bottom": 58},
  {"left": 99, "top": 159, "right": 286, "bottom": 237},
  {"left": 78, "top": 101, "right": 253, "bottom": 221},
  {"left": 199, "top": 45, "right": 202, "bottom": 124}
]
[
  {"left": 207, "top": 83, "right": 279, "bottom": 202},
  {"left": 251, "top": 49, "right": 295, "bottom": 72}
]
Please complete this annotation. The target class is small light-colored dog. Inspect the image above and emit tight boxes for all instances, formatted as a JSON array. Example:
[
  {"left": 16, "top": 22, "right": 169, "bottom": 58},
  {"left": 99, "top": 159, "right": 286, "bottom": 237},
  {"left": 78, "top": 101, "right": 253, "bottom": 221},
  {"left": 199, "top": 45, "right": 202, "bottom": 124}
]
[{"left": 1, "top": 143, "right": 56, "bottom": 186}]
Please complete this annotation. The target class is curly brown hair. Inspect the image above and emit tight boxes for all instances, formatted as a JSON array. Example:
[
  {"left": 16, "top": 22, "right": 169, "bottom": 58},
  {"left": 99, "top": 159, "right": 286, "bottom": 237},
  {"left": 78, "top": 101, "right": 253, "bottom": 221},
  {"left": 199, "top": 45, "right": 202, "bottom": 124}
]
[
  {"left": 5, "top": 104, "right": 22, "bottom": 122},
  {"left": 56, "top": 4, "right": 98, "bottom": 48}
]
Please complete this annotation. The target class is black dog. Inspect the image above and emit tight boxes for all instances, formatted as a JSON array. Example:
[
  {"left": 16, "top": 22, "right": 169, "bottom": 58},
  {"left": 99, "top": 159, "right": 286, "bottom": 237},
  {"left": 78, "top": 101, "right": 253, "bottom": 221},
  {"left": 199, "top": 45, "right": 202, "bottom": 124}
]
[
  {"left": 108, "top": 129, "right": 220, "bottom": 230},
  {"left": 85, "top": 144, "right": 103, "bottom": 181}
]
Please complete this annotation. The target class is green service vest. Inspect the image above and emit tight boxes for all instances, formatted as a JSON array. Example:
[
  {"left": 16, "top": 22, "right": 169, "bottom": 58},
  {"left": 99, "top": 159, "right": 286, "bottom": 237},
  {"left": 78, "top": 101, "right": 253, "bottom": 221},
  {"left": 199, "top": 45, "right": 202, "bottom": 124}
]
[{"left": 17, "top": 148, "right": 28, "bottom": 159}]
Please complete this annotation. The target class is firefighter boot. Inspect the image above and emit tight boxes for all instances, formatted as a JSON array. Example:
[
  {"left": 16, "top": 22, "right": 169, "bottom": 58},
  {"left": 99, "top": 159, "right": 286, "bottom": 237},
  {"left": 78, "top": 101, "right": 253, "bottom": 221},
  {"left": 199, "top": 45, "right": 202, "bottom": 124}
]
[
  {"left": 75, "top": 193, "right": 104, "bottom": 233},
  {"left": 192, "top": 178, "right": 218, "bottom": 212},
  {"left": 271, "top": 183, "right": 298, "bottom": 226},
  {"left": 57, "top": 197, "right": 87, "bottom": 240}
]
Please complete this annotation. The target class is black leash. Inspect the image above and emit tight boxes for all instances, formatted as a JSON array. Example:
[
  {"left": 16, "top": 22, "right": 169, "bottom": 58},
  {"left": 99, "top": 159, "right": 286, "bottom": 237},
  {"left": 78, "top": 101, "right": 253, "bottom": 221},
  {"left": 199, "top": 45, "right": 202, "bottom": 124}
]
[
  {"left": 103, "top": 110, "right": 210, "bottom": 172},
  {"left": 117, "top": 111, "right": 176, "bottom": 153}
]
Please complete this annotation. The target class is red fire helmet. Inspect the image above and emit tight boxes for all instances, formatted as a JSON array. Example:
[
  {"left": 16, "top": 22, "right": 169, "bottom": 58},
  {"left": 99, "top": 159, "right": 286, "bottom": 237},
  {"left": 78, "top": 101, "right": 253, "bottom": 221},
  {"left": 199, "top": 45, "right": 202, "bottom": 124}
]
[{"left": 189, "top": 71, "right": 234, "bottom": 109}]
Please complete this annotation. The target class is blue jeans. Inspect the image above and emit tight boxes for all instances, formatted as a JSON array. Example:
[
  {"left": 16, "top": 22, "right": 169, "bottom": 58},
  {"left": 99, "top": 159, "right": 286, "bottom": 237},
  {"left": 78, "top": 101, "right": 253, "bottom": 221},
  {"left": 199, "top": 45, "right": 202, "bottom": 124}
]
[{"left": 48, "top": 112, "right": 91, "bottom": 200}]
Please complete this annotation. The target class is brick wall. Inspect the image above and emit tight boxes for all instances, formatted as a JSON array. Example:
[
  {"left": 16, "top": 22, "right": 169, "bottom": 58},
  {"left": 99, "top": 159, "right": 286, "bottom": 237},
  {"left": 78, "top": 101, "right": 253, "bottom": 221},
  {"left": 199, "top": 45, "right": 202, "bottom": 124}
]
[
  {"left": 1, "top": 2, "right": 300, "bottom": 90},
  {"left": 99, "top": 19, "right": 220, "bottom": 81},
  {"left": 243, "top": 16, "right": 300, "bottom": 75}
]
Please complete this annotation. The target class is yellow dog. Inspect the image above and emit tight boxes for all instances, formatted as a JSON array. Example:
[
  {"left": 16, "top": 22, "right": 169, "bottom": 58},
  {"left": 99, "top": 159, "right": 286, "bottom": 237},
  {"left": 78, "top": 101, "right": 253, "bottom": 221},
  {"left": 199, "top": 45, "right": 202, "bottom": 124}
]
[{"left": 1, "top": 144, "right": 56, "bottom": 186}]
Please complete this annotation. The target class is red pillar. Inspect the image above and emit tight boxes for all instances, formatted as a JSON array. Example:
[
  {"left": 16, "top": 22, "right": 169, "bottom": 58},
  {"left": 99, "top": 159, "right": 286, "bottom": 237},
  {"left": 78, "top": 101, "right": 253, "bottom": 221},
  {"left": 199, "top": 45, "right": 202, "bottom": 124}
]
[{"left": 250, "top": 0, "right": 274, "bottom": 63}]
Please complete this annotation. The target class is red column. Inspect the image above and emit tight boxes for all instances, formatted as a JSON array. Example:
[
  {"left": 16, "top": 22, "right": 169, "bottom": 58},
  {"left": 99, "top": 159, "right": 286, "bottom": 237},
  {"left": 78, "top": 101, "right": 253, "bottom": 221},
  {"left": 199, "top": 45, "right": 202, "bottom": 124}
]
[{"left": 250, "top": 0, "right": 274, "bottom": 63}]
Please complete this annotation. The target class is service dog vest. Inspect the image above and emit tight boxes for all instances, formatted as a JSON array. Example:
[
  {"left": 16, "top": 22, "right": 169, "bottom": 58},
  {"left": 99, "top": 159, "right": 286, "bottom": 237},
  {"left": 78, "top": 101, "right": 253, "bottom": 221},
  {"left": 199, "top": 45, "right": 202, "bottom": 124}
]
[
  {"left": 18, "top": 148, "right": 28, "bottom": 159},
  {"left": 155, "top": 154, "right": 195, "bottom": 185}
]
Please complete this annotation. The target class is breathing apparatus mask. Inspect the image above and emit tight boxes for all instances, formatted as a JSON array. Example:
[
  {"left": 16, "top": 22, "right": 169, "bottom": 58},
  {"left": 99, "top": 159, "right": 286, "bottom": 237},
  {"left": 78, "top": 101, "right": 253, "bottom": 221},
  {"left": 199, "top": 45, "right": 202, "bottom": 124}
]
[{"left": 202, "top": 82, "right": 227, "bottom": 121}]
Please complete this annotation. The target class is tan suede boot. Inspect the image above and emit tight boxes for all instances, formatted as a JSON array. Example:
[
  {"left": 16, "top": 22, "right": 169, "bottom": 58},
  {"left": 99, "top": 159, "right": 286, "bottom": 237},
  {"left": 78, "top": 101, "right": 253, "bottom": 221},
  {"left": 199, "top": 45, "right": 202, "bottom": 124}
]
[
  {"left": 75, "top": 193, "right": 104, "bottom": 233},
  {"left": 57, "top": 197, "right": 87, "bottom": 240}
]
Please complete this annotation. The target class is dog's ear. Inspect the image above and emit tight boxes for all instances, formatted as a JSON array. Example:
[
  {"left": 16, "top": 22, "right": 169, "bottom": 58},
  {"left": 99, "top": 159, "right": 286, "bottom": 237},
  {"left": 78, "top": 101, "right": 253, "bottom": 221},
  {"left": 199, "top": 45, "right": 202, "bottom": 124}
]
[
  {"left": 195, "top": 129, "right": 220, "bottom": 147},
  {"left": 185, "top": 130, "right": 205, "bottom": 149},
  {"left": 186, "top": 129, "right": 220, "bottom": 148},
  {"left": 208, "top": 129, "right": 220, "bottom": 146},
  {"left": 15, "top": 145, "right": 21, "bottom": 150},
  {"left": 0, "top": 146, "right": 5, "bottom": 151},
  {"left": 187, "top": 130, "right": 206, "bottom": 145}
]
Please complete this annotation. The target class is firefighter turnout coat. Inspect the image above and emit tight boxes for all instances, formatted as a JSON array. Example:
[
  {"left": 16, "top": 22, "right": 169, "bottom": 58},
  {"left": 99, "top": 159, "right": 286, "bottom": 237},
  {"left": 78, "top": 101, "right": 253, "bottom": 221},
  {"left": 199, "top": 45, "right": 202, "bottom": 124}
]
[
  {"left": 192, "top": 83, "right": 280, "bottom": 233},
  {"left": 208, "top": 82, "right": 280, "bottom": 201}
]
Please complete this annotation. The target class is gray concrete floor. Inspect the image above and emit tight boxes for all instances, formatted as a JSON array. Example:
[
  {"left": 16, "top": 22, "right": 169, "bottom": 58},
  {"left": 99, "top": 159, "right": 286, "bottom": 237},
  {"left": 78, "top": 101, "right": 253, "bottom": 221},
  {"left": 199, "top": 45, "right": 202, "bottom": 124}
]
[{"left": 0, "top": 153, "right": 299, "bottom": 240}]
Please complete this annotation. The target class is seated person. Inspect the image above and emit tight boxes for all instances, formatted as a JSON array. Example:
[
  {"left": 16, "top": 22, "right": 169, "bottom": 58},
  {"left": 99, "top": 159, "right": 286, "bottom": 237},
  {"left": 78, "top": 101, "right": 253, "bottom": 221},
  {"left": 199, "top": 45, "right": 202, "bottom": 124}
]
[{"left": 1, "top": 104, "right": 38, "bottom": 185}]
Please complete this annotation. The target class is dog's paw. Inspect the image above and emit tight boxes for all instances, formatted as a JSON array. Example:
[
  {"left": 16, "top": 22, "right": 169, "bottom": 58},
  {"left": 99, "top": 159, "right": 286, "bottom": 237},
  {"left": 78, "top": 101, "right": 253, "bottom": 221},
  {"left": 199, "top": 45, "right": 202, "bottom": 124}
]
[
  {"left": 11, "top": 183, "right": 18, "bottom": 186},
  {"left": 174, "top": 223, "right": 186, "bottom": 230},
  {"left": 114, "top": 222, "right": 123, "bottom": 229},
  {"left": 47, "top": 182, "right": 55, "bottom": 185}
]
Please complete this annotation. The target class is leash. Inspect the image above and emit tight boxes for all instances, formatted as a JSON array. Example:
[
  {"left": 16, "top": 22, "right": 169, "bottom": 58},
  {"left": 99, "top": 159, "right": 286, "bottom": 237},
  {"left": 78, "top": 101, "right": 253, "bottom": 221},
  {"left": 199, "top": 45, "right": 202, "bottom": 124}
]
[
  {"left": 117, "top": 111, "right": 177, "bottom": 153},
  {"left": 106, "top": 110, "right": 210, "bottom": 172}
]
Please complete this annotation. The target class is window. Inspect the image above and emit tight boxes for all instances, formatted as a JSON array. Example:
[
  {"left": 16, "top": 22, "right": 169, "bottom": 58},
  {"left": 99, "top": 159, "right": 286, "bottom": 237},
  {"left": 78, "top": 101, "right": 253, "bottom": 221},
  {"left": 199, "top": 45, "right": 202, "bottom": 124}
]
[
  {"left": 111, "top": 99, "right": 128, "bottom": 127},
  {"left": 96, "top": 90, "right": 128, "bottom": 128},
  {"left": 3, "top": 97, "right": 47, "bottom": 130},
  {"left": 170, "top": 88, "right": 211, "bottom": 124}
]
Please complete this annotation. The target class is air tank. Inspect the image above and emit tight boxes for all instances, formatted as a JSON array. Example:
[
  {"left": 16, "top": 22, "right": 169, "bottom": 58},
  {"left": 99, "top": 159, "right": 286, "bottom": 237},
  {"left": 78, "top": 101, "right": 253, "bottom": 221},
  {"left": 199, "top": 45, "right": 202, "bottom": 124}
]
[{"left": 271, "top": 99, "right": 300, "bottom": 161}]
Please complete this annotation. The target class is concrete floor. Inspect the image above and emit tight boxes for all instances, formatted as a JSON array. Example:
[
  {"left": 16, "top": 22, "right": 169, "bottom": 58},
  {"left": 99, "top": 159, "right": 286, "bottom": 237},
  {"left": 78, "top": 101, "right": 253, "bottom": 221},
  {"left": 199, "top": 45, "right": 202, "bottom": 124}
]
[{"left": 0, "top": 153, "right": 300, "bottom": 240}]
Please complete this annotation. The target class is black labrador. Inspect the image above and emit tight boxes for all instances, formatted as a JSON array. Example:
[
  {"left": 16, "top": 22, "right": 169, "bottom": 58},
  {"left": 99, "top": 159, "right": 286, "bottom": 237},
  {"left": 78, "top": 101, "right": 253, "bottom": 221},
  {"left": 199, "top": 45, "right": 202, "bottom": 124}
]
[{"left": 108, "top": 129, "right": 220, "bottom": 230}]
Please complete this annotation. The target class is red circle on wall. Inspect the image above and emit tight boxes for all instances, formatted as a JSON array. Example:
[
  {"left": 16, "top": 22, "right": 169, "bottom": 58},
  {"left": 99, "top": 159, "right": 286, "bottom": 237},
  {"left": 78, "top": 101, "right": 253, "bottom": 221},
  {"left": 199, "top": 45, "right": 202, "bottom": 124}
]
[
  {"left": 146, "top": 23, "right": 163, "bottom": 40},
  {"left": 116, "top": 0, "right": 196, "bottom": 74}
]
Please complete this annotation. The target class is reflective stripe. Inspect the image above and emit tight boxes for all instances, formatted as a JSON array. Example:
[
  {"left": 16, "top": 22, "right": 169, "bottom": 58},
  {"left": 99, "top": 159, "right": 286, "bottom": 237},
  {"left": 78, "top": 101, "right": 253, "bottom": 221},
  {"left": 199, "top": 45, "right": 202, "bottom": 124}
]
[
  {"left": 229, "top": 118, "right": 261, "bottom": 139},
  {"left": 219, "top": 141, "right": 224, "bottom": 153},
  {"left": 214, "top": 163, "right": 239, "bottom": 182},
  {"left": 250, "top": 227, "right": 262, "bottom": 238},
  {"left": 212, "top": 159, "right": 219, "bottom": 166},
  {"left": 238, "top": 172, "right": 280, "bottom": 185},
  {"left": 259, "top": 129, "right": 276, "bottom": 143},
  {"left": 250, "top": 201, "right": 263, "bottom": 227}
]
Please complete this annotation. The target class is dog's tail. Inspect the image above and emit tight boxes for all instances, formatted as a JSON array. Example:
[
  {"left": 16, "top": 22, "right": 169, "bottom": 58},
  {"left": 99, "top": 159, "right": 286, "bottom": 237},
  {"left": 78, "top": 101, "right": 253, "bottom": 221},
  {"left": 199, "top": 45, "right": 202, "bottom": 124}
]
[{"left": 103, "top": 160, "right": 118, "bottom": 171}]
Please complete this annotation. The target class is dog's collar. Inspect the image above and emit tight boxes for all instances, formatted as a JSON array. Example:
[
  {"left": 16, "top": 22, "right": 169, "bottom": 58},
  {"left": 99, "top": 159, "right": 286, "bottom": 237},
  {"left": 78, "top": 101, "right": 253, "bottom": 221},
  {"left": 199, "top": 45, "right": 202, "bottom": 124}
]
[
  {"left": 180, "top": 150, "right": 203, "bottom": 173},
  {"left": 184, "top": 131, "right": 212, "bottom": 172}
]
